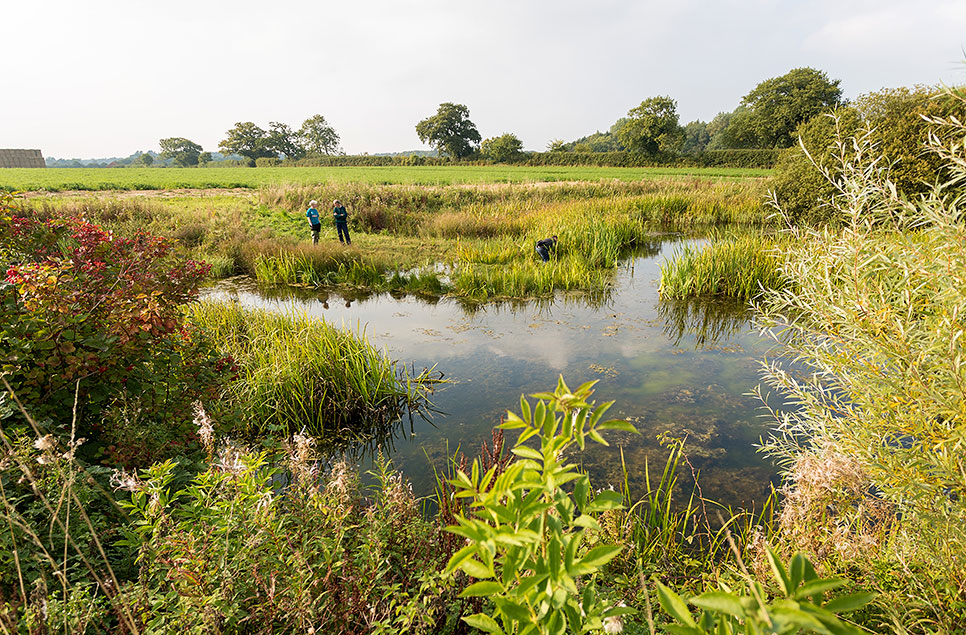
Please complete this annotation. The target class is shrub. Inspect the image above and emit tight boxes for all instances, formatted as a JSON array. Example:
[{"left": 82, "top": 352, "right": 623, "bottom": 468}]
[
  {"left": 0, "top": 197, "right": 233, "bottom": 463},
  {"left": 758, "top": 86, "right": 966, "bottom": 628}
]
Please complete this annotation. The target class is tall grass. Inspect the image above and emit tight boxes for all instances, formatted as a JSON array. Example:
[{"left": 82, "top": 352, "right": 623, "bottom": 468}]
[
  {"left": 187, "top": 300, "right": 440, "bottom": 440},
  {"left": 659, "top": 233, "right": 787, "bottom": 300}
]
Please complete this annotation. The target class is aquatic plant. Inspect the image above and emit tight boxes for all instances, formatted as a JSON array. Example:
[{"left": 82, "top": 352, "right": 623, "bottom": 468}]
[
  {"left": 187, "top": 300, "right": 440, "bottom": 440},
  {"left": 659, "top": 233, "right": 787, "bottom": 300}
]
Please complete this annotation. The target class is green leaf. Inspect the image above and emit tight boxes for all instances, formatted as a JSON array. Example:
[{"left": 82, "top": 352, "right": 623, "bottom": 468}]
[
  {"left": 597, "top": 419, "right": 638, "bottom": 434},
  {"left": 656, "top": 581, "right": 698, "bottom": 628},
  {"left": 579, "top": 544, "right": 622, "bottom": 569},
  {"left": 574, "top": 475, "right": 589, "bottom": 509},
  {"left": 765, "top": 545, "right": 793, "bottom": 596},
  {"left": 462, "top": 613, "right": 505, "bottom": 634},
  {"left": 511, "top": 446, "right": 544, "bottom": 461},
  {"left": 444, "top": 544, "right": 477, "bottom": 575},
  {"left": 689, "top": 591, "right": 745, "bottom": 617},
  {"left": 823, "top": 592, "right": 877, "bottom": 614},
  {"left": 461, "top": 558, "right": 494, "bottom": 579},
  {"left": 493, "top": 596, "right": 530, "bottom": 622},
  {"left": 584, "top": 489, "right": 623, "bottom": 512},
  {"left": 793, "top": 578, "right": 846, "bottom": 601},
  {"left": 460, "top": 581, "right": 504, "bottom": 597},
  {"left": 571, "top": 515, "right": 601, "bottom": 531},
  {"left": 790, "top": 553, "right": 805, "bottom": 590}
]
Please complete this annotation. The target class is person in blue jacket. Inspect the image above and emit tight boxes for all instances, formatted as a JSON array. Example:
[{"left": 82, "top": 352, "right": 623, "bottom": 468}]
[
  {"left": 333, "top": 199, "right": 351, "bottom": 245},
  {"left": 535, "top": 235, "right": 557, "bottom": 262},
  {"left": 306, "top": 200, "right": 322, "bottom": 244}
]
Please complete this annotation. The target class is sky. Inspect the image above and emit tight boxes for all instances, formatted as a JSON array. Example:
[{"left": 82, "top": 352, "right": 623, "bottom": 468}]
[{"left": 3, "top": 0, "right": 965, "bottom": 159}]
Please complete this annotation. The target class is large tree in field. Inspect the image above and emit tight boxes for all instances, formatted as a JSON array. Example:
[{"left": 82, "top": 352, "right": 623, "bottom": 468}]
[
  {"left": 481, "top": 133, "right": 524, "bottom": 163},
  {"left": 415, "top": 102, "right": 481, "bottom": 159},
  {"left": 731, "top": 67, "right": 843, "bottom": 148},
  {"left": 617, "top": 95, "right": 683, "bottom": 156},
  {"left": 159, "top": 137, "right": 203, "bottom": 167},
  {"left": 219, "top": 122, "right": 273, "bottom": 165},
  {"left": 265, "top": 121, "right": 305, "bottom": 160},
  {"left": 299, "top": 114, "right": 341, "bottom": 155}
]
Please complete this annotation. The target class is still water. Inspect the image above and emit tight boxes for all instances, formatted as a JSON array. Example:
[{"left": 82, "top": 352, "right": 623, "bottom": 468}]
[{"left": 207, "top": 237, "right": 780, "bottom": 510}]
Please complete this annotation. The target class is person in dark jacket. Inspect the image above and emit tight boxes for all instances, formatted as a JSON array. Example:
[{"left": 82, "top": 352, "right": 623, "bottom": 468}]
[
  {"left": 333, "top": 199, "right": 351, "bottom": 245},
  {"left": 306, "top": 200, "right": 321, "bottom": 244},
  {"left": 535, "top": 235, "right": 558, "bottom": 262}
]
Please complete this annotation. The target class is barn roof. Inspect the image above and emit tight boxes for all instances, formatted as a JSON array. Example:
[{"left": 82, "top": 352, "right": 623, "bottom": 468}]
[{"left": 0, "top": 149, "right": 45, "bottom": 168}]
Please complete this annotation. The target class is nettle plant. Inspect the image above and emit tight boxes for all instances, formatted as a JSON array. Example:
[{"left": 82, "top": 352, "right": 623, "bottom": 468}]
[{"left": 444, "top": 377, "right": 637, "bottom": 635}]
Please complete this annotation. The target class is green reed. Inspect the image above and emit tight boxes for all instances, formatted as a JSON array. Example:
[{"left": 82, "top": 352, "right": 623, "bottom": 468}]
[
  {"left": 659, "top": 233, "right": 787, "bottom": 300},
  {"left": 187, "top": 300, "right": 440, "bottom": 440}
]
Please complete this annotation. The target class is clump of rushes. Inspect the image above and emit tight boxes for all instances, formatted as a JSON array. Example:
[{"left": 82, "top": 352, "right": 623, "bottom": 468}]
[
  {"left": 187, "top": 300, "right": 440, "bottom": 441},
  {"left": 658, "top": 233, "right": 787, "bottom": 300}
]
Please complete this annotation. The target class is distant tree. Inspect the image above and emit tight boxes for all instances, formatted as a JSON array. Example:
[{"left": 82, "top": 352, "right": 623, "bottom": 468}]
[
  {"left": 219, "top": 122, "right": 273, "bottom": 166},
  {"left": 198, "top": 152, "right": 212, "bottom": 165},
  {"left": 262, "top": 122, "right": 304, "bottom": 160},
  {"left": 705, "top": 111, "right": 732, "bottom": 149},
  {"left": 547, "top": 139, "right": 567, "bottom": 152},
  {"left": 481, "top": 133, "right": 524, "bottom": 163},
  {"left": 415, "top": 103, "right": 481, "bottom": 159},
  {"left": 729, "top": 67, "right": 843, "bottom": 148},
  {"left": 299, "top": 114, "right": 341, "bottom": 155},
  {"left": 159, "top": 137, "right": 203, "bottom": 167},
  {"left": 681, "top": 120, "right": 710, "bottom": 155},
  {"left": 617, "top": 95, "right": 684, "bottom": 156},
  {"left": 137, "top": 152, "right": 154, "bottom": 167}
]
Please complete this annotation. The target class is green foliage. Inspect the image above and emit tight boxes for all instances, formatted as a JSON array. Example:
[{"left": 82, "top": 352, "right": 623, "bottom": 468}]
[
  {"left": 298, "top": 113, "right": 342, "bottom": 156},
  {"left": 219, "top": 121, "right": 275, "bottom": 165},
  {"left": 759, "top": 86, "right": 966, "bottom": 628},
  {"left": 415, "top": 102, "right": 482, "bottom": 159},
  {"left": 443, "top": 377, "right": 638, "bottom": 634},
  {"left": 159, "top": 137, "right": 203, "bottom": 167},
  {"left": 186, "top": 301, "right": 439, "bottom": 440},
  {"left": 266, "top": 120, "right": 304, "bottom": 160},
  {"left": 482, "top": 133, "right": 525, "bottom": 163},
  {"left": 730, "top": 67, "right": 843, "bottom": 148},
  {"left": 0, "top": 204, "right": 231, "bottom": 463},
  {"left": 656, "top": 547, "right": 873, "bottom": 634},
  {"left": 120, "top": 448, "right": 457, "bottom": 632},
  {"left": 618, "top": 95, "right": 684, "bottom": 157},
  {"left": 659, "top": 233, "right": 788, "bottom": 300},
  {"left": 682, "top": 120, "right": 710, "bottom": 155}
]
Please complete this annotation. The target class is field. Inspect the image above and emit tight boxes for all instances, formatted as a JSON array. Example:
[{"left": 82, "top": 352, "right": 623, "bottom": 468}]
[{"left": 0, "top": 164, "right": 769, "bottom": 191}]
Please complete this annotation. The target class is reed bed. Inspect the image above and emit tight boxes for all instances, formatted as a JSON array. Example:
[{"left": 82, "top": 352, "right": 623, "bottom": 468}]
[
  {"left": 187, "top": 300, "right": 440, "bottom": 440},
  {"left": 659, "top": 233, "right": 788, "bottom": 300}
]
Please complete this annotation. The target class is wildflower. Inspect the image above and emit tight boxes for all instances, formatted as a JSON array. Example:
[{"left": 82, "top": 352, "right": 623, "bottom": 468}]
[
  {"left": 215, "top": 442, "right": 248, "bottom": 476},
  {"left": 33, "top": 435, "right": 57, "bottom": 452},
  {"left": 193, "top": 401, "right": 215, "bottom": 453},
  {"left": 603, "top": 603, "right": 626, "bottom": 633},
  {"left": 110, "top": 468, "right": 142, "bottom": 492}
]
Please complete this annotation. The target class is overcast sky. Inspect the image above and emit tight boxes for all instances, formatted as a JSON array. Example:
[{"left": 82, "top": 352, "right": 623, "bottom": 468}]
[{"left": 3, "top": 0, "right": 965, "bottom": 159}]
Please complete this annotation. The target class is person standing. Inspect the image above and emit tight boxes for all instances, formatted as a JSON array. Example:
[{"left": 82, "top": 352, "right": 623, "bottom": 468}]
[
  {"left": 306, "top": 200, "right": 322, "bottom": 244},
  {"left": 333, "top": 199, "right": 351, "bottom": 245}
]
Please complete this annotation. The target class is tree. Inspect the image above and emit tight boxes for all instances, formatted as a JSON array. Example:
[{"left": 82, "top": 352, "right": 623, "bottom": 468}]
[
  {"left": 198, "top": 152, "right": 212, "bottom": 165},
  {"left": 616, "top": 95, "right": 684, "bottom": 156},
  {"left": 159, "top": 137, "right": 203, "bottom": 167},
  {"left": 681, "top": 120, "right": 710, "bottom": 155},
  {"left": 481, "top": 133, "right": 524, "bottom": 163},
  {"left": 546, "top": 139, "right": 566, "bottom": 152},
  {"left": 265, "top": 122, "right": 305, "bottom": 160},
  {"left": 219, "top": 122, "right": 273, "bottom": 166},
  {"left": 415, "top": 102, "right": 481, "bottom": 159},
  {"left": 299, "top": 114, "right": 341, "bottom": 156},
  {"left": 731, "top": 67, "right": 843, "bottom": 148},
  {"left": 136, "top": 152, "right": 154, "bottom": 167}
]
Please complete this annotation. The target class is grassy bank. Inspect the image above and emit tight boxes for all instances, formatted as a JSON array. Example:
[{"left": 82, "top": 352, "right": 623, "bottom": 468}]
[
  {"left": 2, "top": 165, "right": 769, "bottom": 192},
  {"left": 25, "top": 178, "right": 771, "bottom": 300}
]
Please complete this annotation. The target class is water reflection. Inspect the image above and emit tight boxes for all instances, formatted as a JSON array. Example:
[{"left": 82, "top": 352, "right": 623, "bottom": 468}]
[{"left": 203, "top": 236, "right": 780, "bottom": 509}]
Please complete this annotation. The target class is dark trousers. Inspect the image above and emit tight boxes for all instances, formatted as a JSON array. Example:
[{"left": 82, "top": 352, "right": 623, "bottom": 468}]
[
  {"left": 336, "top": 222, "right": 350, "bottom": 244},
  {"left": 311, "top": 224, "right": 321, "bottom": 244},
  {"left": 536, "top": 245, "right": 550, "bottom": 262}
]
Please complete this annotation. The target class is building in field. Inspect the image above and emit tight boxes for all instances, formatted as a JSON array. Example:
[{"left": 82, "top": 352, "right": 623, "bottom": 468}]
[{"left": 0, "top": 149, "right": 45, "bottom": 168}]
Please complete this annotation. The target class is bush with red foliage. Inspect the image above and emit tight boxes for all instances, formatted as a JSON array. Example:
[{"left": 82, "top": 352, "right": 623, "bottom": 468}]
[{"left": 0, "top": 193, "right": 234, "bottom": 465}]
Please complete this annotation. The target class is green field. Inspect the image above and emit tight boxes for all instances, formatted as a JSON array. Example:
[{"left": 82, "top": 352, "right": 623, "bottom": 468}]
[{"left": 0, "top": 165, "right": 769, "bottom": 191}]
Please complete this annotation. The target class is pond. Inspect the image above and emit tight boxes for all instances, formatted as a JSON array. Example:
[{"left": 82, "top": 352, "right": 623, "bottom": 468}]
[{"left": 206, "top": 236, "right": 782, "bottom": 510}]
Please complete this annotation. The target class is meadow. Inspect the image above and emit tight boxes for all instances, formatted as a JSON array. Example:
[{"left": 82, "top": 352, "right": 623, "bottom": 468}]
[{"left": 0, "top": 164, "right": 769, "bottom": 191}]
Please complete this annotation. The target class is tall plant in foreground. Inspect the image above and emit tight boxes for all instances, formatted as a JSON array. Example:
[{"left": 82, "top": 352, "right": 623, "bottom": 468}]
[
  {"left": 444, "top": 377, "right": 637, "bottom": 634},
  {"left": 757, "top": 87, "right": 966, "bottom": 626}
]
